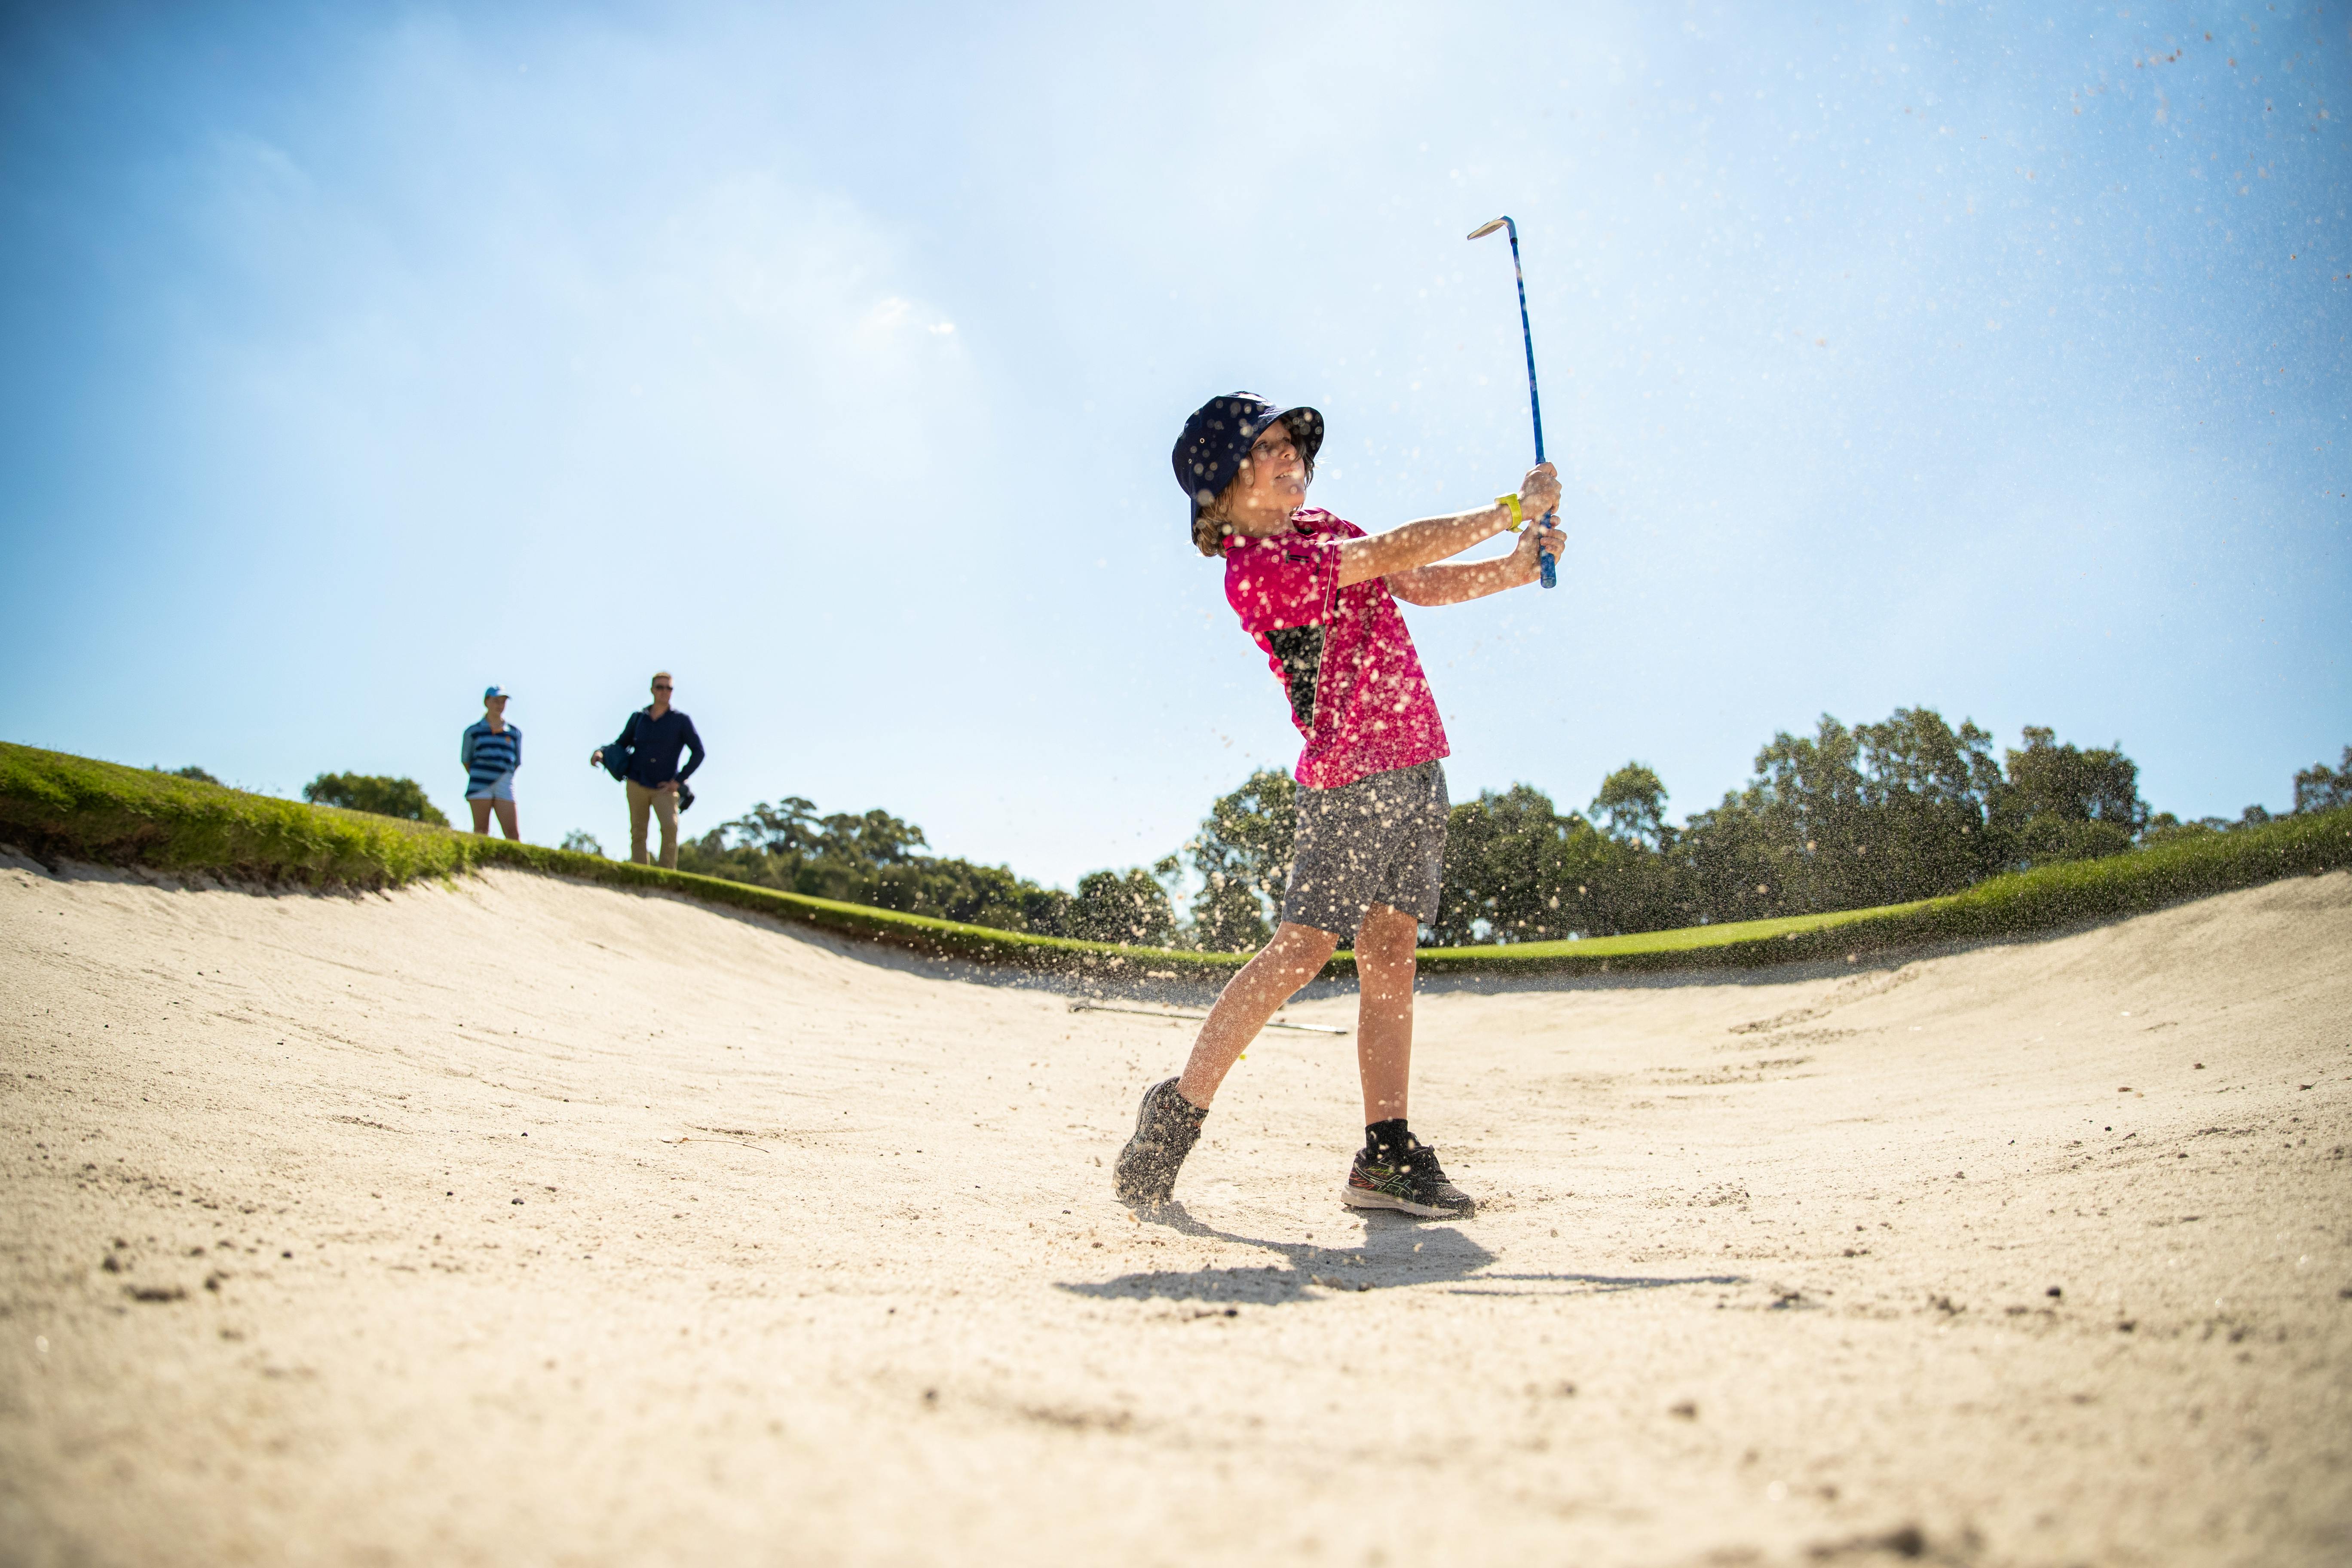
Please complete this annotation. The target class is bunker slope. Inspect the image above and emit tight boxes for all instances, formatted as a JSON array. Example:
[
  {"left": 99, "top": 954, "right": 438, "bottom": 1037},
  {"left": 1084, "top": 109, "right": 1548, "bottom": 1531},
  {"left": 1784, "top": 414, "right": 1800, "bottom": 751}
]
[{"left": 2, "top": 854, "right": 2346, "bottom": 1568}]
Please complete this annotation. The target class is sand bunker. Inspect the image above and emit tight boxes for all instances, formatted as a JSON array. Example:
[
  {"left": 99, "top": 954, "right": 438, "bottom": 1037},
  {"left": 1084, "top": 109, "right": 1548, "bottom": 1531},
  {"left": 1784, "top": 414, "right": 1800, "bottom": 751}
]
[{"left": 2, "top": 852, "right": 2347, "bottom": 1565}]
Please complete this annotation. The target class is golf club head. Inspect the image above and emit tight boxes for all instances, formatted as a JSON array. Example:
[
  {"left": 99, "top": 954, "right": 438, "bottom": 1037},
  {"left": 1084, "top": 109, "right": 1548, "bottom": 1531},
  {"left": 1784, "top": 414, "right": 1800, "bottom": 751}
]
[{"left": 1467, "top": 217, "right": 1510, "bottom": 241}]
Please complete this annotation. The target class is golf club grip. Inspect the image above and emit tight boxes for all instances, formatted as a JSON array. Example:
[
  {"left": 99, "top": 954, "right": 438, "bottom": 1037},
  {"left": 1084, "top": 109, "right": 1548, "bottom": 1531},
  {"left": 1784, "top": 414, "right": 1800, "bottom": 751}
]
[{"left": 1538, "top": 509, "right": 1557, "bottom": 589}]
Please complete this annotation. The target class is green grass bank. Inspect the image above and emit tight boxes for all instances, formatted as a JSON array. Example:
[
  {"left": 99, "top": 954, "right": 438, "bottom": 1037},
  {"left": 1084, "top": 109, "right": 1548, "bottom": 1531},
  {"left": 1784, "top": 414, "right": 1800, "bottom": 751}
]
[
  {"left": 0, "top": 743, "right": 1240, "bottom": 980},
  {"left": 3, "top": 741, "right": 2346, "bottom": 983}
]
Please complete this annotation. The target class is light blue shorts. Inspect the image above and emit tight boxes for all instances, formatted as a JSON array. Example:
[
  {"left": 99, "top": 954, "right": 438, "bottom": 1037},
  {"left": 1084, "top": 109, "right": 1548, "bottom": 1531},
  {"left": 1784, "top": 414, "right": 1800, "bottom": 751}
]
[{"left": 466, "top": 772, "right": 515, "bottom": 802}]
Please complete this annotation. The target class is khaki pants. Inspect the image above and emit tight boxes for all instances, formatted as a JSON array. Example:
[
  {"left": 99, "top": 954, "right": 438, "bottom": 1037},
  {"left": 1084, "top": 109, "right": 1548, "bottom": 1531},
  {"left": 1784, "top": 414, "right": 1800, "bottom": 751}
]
[{"left": 627, "top": 781, "right": 680, "bottom": 869}]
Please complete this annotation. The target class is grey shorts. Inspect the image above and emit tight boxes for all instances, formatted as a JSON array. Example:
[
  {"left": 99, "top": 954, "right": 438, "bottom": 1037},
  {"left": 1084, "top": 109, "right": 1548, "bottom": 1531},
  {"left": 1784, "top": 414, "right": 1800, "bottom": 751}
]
[{"left": 1279, "top": 761, "right": 1450, "bottom": 937}]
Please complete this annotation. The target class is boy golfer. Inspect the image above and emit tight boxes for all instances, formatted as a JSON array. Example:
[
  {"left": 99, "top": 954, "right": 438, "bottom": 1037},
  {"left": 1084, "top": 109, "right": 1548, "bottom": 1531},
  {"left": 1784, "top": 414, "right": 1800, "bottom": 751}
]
[{"left": 1115, "top": 393, "right": 1564, "bottom": 1218}]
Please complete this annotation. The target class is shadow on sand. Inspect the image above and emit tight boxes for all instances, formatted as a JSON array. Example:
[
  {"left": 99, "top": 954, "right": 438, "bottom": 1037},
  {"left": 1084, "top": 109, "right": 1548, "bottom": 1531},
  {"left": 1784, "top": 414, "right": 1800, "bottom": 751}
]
[{"left": 1055, "top": 1203, "right": 1744, "bottom": 1307}]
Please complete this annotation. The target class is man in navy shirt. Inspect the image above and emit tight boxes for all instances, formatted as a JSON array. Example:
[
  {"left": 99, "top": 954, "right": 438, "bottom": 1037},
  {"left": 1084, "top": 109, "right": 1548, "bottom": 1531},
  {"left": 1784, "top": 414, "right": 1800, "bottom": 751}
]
[{"left": 590, "top": 671, "right": 705, "bottom": 868}]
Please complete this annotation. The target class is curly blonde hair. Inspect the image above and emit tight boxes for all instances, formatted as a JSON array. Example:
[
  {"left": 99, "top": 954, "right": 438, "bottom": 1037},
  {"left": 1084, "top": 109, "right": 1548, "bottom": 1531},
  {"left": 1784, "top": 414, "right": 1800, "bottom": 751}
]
[{"left": 1192, "top": 485, "right": 1243, "bottom": 557}]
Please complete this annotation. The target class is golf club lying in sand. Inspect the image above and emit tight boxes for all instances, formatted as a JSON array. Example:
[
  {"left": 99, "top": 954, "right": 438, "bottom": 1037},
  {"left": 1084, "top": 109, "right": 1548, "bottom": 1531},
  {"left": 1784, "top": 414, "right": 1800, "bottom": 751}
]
[
  {"left": 1468, "top": 214, "right": 1557, "bottom": 588},
  {"left": 1067, "top": 1000, "right": 1348, "bottom": 1035}
]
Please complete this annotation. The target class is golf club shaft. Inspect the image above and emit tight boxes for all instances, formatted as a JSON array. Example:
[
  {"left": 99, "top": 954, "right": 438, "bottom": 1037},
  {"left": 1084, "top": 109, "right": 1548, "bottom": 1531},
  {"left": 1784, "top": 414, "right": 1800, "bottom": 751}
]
[{"left": 1501, "top": 220, "right": 1557, "bottom": 590}]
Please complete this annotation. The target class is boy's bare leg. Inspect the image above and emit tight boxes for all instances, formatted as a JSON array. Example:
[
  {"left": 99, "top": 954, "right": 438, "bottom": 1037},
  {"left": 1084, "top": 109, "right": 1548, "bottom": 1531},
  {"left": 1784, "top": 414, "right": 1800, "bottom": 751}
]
[
  {"left": 1175, "top": 921, "right": 1341, "bottom": 1109},
  {"left": 491, "top": 799, "right": 520, "bottom": 841},
  {"left": 1336, "top": 903, "right": 1475, "bottom": 1218},
  {"left": 1352, "top": 903, "right": 1419, "bottom": 1124},
  {"left": 468, "top": 799, "right": 493, "bottom": 836}
]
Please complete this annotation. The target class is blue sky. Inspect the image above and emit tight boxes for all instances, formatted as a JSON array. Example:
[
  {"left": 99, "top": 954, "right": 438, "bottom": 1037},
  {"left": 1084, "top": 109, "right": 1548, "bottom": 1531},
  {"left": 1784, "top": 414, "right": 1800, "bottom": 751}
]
[{"left": 2, "top": 1, "right": 2344, "bottom": 888}]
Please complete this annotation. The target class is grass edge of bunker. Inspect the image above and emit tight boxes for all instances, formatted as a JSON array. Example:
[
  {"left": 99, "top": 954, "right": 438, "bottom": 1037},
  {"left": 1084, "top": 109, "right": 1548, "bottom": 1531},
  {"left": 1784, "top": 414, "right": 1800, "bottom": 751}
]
[{"left": 3, "top": 739, "right": 2348, "bottom": 984}]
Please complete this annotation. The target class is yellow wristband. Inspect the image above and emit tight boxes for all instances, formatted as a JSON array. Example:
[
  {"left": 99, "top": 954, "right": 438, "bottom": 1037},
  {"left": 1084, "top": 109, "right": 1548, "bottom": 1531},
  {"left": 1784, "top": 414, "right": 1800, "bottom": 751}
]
[{"left": 1495, "top": 493, "right": 1524, "bottom": 531}]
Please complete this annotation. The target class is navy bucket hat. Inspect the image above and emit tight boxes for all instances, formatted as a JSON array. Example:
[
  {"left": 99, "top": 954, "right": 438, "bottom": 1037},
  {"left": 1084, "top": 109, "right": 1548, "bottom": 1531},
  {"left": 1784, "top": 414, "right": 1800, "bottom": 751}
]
[{"left": 1171, "top": 392, "right": 1325, "bottom": 530}]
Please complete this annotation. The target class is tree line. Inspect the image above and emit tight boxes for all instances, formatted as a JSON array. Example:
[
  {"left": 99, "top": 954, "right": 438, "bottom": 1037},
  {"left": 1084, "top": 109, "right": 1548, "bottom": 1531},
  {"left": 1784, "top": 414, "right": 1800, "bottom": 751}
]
[
  {"left": 178, "top": 722, "right": 2348, "bottom": 951},
  {"left": 1427, "top": 720, "right": 2346, "bottom": 946},
  {"left": 675, "top": 796, "right": 1181, "bottom": 946},
  {"left": 672, "top": 714, "right": 2346, "bottom": 951}
]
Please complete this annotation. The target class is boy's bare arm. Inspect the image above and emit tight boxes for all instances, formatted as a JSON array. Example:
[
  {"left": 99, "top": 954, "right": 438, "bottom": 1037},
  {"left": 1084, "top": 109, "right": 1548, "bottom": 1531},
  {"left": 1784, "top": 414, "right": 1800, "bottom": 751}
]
[
  {"left": 1386, "top": 523, "right": 1566, "bottom": 605},
  {"left": 1333, "top": 463, "right": 1559, "bottom": 588},
  {"left": 1334, "top": 502, "right": 1510, "bottom": 587}
]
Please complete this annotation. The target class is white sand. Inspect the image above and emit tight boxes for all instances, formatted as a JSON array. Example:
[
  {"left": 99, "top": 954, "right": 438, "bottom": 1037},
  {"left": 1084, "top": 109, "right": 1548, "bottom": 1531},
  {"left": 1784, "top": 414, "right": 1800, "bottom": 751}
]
[{"left": 2, "top": 852, "right": 2347, "bottom": 1566}]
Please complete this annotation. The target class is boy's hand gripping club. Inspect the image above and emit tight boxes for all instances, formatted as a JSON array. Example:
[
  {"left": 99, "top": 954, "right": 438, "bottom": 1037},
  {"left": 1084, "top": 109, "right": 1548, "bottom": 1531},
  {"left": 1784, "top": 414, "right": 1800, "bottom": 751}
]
[{"left": 1468, "top": 215, "right": 1556, "bottom": 589}]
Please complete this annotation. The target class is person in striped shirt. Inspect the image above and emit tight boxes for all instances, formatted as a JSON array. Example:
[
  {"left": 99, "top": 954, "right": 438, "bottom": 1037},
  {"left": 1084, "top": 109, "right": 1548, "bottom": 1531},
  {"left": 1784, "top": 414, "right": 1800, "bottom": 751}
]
[{"left": 460, "top": 686, "right": 523, "bottom": 839}]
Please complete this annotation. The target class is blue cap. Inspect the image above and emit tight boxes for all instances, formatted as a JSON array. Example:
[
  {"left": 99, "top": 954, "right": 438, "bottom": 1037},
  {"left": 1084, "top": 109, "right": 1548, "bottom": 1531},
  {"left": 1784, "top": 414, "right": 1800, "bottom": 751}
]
[
  {"left": 483, "top": 685, "right": 510, "bottom": 700},
  {"left": 1170, "top": 392, "right": 1323, "bottom": 527}
]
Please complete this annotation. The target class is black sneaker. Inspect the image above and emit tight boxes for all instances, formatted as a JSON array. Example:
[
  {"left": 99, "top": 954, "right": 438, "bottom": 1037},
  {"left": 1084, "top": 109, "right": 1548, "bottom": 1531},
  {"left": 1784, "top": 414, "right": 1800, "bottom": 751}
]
[
  {"left": 1113, "top": 1078, "right": 1206, "bottom": 1206},
  {"left": 1341, "top": 1139, "right": 1476, "bottom": 1219}
]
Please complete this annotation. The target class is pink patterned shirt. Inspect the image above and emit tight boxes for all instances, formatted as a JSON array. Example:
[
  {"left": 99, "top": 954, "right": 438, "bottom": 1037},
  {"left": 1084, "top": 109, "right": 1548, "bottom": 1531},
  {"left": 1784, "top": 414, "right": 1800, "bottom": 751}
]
[{"left": 1222, "top": 509, "right": 1450, "bottom": 790}]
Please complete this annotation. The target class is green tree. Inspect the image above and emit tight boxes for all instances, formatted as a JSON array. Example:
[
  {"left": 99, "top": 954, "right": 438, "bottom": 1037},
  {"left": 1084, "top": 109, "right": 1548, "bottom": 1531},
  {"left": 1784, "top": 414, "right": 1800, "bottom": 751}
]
[
  {"left": 303, "top": 772, "right": 450, "bottom": 827},
  {"left": 1847, "top": 708, "right": 2005, "bottom": 902},
  {"left": 1751, "top": 714, "right": 1867, "bottom": 906},
  {"left": 869, "top": 857, "right": 1035, "bottom": 928},
  {"left": 1673, "top": 715, "right": 1867, "bottom": 920},
  {"left": 1017, "top": 886, "right": 1075, "bottom": 938},
  {"left": 1673, "top": 709, "right": 2010, "bottom": 921},
  {"left": 1990, "top": 726, "right": 2146, "bottom": 867},
  {"left": 1432, "top": 784, "right": 1660, "bottom": 944},
  {"left": 1072, "top": 867, "right": 1178, "bottom": 946},
  {"left": 1590, "top": 763, "right": 1669, "bottom": 848},
  {"left": 156, "top": 764, "right": 221, "bottom": 785},
  {"left": 677, "top": 794, "right": 1082, "bottom": 937},
  {"left": 560, "top": 830, "right": 605, "bottom": 858},
  {"left": 2294, "top": 747, "right": 2352, "bottom": 815},
  {"left": 1187, "top": 768, "right": 1297, "bottom": 951}
]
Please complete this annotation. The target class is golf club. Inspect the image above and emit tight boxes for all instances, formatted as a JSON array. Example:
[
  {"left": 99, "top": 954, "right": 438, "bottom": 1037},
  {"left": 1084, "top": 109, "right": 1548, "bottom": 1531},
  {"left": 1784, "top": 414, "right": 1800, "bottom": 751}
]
[{"left": 1467, "top": 215, "right": 1556, "bottom": 588}]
